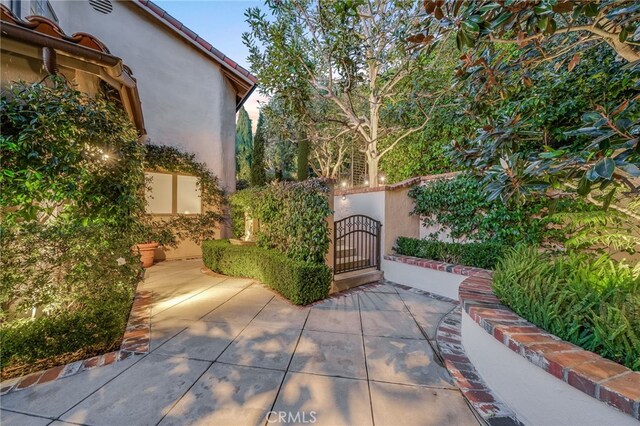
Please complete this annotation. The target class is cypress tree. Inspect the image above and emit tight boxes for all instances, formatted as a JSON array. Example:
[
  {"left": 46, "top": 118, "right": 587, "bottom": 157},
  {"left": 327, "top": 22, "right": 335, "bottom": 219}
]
[
  {"left": 250, "top": 112, "right": 267, "bottom": 186},
  {"left": 235, "top": 107, "right": 253, "bottom": 183}
]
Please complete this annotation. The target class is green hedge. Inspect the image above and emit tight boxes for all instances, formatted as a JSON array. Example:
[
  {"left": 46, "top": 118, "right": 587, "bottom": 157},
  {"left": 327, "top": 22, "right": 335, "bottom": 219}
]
[
  {"left": 394, "top": 237, "right": 506, "bottom": 270},
  {"left": 230, "top": 179, "right": 332, "bottom": 263},
  {"left": 494, "top": 246, "right": 640, "bottom": 370},
  {"left": 202, "top": 240, "right": 331, "bottom": 305}
]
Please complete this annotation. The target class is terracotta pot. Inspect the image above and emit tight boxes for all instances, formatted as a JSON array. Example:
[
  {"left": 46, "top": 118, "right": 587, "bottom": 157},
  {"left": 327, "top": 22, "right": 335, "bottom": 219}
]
[{"left": 137, "top": 242, "right": 159, "bottom": 268}]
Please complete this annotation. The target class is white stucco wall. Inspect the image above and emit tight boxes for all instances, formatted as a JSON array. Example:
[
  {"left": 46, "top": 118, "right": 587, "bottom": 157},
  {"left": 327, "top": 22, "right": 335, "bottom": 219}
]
[
  {"left": 334, "top": 191, "right": 386, "bottom": 259},
  {"left": 381, "top": 260, "right": 463, "bottom": 300},
  {"left": 461, "top": 312, "right": 637, "bottom": 426},
  {"left": 54, "top": 1, "right": 237, "bottom": 193}
]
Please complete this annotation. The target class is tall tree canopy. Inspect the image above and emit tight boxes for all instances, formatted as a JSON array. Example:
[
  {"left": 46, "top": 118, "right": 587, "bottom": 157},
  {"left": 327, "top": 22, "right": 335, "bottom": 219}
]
[
  {"left": 244, "top": 0, "right": 447, "bottom": 187},
  {"left": 235, "top": 106, "right": 253, "bottom": 186}
]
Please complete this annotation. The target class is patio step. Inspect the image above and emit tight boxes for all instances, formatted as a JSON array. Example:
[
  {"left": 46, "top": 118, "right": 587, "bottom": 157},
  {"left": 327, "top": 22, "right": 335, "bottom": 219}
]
[
  {"left": 330, "top": 267, "right": 384, "bottom": 294},
  {"left": 335, "top": 244, "right": 357, "bottom": 257},
  {"left": 335, "top": 255, "right": 371, "bottom": 270}
]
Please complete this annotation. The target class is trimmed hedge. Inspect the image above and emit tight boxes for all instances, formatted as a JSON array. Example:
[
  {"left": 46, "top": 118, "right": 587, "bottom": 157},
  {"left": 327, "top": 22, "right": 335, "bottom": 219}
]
[
  {"left": 202, "top": 240, "right": 331, "bottom": 305},
  {"left": 394, "top": 237, "right": 506, "bottom": 270}
]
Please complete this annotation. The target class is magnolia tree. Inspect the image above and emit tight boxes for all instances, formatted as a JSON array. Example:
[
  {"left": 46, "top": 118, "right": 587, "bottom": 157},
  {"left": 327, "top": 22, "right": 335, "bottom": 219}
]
[
  {"left": 418, "top": 0, "right": 640, "bottom": 201},
  {"left": 244, "top": 0, "right": 447, "bottom": 187}
]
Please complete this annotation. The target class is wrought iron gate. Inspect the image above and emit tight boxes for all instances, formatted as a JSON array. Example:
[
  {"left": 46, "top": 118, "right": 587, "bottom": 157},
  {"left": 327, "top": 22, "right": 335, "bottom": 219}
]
[{"left": 334, "top": 215, "right": 382, "bottom": 274}]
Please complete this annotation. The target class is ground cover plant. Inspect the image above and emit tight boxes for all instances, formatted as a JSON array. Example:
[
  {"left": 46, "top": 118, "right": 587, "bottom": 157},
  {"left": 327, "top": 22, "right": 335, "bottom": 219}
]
[
  {"left": 202, "top": 240, "right": 331, "bottom": 305},
  {"left": 493, "top": 246, "right": 640, "bottom": 370},
  {"left": 0, "top": 78, "right": 145, "bottom": 378}
]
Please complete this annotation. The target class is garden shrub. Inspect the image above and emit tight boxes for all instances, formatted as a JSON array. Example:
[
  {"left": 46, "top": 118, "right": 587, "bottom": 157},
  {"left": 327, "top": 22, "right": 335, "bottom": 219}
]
[
  {"left": 394, "top": 237, "right": 506, "bottom": 270},
  {"left": 202, "top": 240, "right": 331, "bottom": 305},
  {"left": 0, "top": 78, "right": 144, "bottom": 375},
  {"left": 230, "top": 179, "right": 332, "bottom": 263},
  {"left": 493, "top": 246, "right": 640, "bottom": 370}
]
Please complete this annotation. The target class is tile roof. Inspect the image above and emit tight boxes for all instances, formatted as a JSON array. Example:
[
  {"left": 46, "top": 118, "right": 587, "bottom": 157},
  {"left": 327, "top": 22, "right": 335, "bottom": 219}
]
[
  {"left": 134, "top": 0, "right": 257, "bottom": 85},
  {"left": 0, "top": 5, "right": 112, "bottom": 55}
]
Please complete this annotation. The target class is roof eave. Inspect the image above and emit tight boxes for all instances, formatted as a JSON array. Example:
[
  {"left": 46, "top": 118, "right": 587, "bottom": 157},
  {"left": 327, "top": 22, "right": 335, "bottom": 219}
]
[{"left": 129, "top": 0, "right": 257, "bottom": 106}]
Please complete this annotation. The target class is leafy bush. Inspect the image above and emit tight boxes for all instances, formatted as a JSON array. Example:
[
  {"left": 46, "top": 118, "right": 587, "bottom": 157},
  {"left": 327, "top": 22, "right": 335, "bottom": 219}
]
[
  {"left": 0, "top": 78, "right": 143, "bottom": 374},
  {"left": 230, "top": 179, "right": 332, "bottom": 263},
  {"left": 493, "top": 246, "right": 640, "bottom": 370},
  {"left": 202, "top": 240, "right": 331, "bottom": 305},
  {"left": 394, "top": 237, "right": 506, "bottom": 270}
]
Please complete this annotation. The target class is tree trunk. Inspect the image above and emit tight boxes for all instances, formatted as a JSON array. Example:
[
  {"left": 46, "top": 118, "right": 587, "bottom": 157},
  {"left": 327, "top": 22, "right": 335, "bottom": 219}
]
[
  {"left": 367, "top": 156, "right": 379, "bottom": 187},
  {"left": 297, "top": 138, "right": 310, "bottom": 181}
]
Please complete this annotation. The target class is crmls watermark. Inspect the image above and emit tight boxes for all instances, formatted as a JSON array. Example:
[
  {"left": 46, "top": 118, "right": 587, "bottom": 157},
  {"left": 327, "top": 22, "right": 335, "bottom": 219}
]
[{"left": 266, "top": 411, "right": 317, "bottom": 424}]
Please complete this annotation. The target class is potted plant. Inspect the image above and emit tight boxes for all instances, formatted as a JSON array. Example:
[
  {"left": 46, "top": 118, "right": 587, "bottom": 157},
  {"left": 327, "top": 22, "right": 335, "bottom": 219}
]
[{"left": 135, "top": 224, "right": 175, "bottom": 268}]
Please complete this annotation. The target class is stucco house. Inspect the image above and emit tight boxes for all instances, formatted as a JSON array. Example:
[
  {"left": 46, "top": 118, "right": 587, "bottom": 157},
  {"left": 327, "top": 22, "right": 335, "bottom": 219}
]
[{"left": 1, "top": 0, "right": 257, "bottom": 259}]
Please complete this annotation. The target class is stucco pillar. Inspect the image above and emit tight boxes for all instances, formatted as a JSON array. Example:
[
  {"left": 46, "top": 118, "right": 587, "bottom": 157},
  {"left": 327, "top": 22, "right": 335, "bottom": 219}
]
[
  {"left": 325, "top": 182, "right": 335, "bottom": 273},
  {"left": 383, "top": 187, "right": 420, "bottom": 255}
]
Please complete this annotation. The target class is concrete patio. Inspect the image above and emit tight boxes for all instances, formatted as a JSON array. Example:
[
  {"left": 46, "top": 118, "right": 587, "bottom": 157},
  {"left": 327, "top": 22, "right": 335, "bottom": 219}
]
[{"left": 1, "top": 259, "right": 480, "bottom": 426}]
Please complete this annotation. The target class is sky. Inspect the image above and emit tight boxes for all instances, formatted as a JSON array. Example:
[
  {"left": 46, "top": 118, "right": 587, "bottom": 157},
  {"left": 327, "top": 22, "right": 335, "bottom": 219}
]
[{"left": 155, "top": 0, "right": 269, "bottom": 130}]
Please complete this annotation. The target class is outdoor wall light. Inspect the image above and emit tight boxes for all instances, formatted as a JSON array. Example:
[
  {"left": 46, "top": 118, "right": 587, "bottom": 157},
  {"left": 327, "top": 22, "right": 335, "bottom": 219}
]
[
  {"left": 380, "top": 175, "right": 386, "bottom": 184},
  {"left": 341, "top": 181, "right": 347, "bottom": 188},
  {"left": 364, "top": 179, "right": 369, "bottom": 185}
]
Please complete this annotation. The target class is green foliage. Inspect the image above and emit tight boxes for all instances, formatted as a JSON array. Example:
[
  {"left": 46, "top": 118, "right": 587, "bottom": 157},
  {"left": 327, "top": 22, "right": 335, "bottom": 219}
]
[
  {"left": 0, "top": 78, "right": 142, "bottom": 370},
  {"left": 229, "top": 186, "right": 260, "bottom": 239},
  {"left": 202, "top": 240, "right": 331, "bottom": 305},
  {"left": 230, "top": 179, "right": 332, "bottom": 263},
  {"left": 553, "top": 197, "right": 640, "bottom": 256},
  {"left": 408, "top": 175, "right": 555, "bottom": 245},
  {"left": 1, "top": 78, "right": 145, "bottom": 229},
  {"left": 429, "top": 1, "right": 640, "bottom": 202},
  {"left": 1, "top": 280, "right": 133, "bottom": 369},
  {"left": 379, "top": 36, "right": 469, "bottom": 183},
  {"left": 493, "top": 246, "right": 640, "bottom": 370},
  {"left": 380, "top": 130, "right": 456, "bottom": 184},
  {"left": 423, "top": 1, "right": 639, "bottom": 61},
  {"left": 143, "top": 144, "right": 225, "bottom": 244},
  {"left": 250, "top": 113, "right": 267, "bottom": 186},
  {"left": 395, "top": 237, "right": 506, "bottom": 270},
  {"left": 235, "top": 106, "right": 253, "bottom": 185},
  {"left": 297, "top": 138, "right": 310, "bottom": 181}
]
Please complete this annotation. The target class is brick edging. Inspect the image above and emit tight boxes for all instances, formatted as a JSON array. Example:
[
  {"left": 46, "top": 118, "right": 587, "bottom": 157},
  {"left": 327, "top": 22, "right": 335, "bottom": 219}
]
[
  {"left": 386, "top": 254, "right": 640, "bottom": 420},
  {"left": 0, "top": 289, "right": 152, "bottom": 395},
  {"left": 459, "top": 274, "right": 640, "bottom": 420},
  {"left": 436, "top": 307, "right": 523, "bottom": 424},
  {"left": 384, "top": 254, "right": 493, "bottom": 278}
]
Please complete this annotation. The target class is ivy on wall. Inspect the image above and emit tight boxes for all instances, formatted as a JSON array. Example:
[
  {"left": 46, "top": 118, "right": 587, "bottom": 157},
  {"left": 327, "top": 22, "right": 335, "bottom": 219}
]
[
  {"left": 409, "top": 174, "right": 571, "bottom": 246},
  {"left": 230, "top": 179, "right": 332, "bottom": 263}
]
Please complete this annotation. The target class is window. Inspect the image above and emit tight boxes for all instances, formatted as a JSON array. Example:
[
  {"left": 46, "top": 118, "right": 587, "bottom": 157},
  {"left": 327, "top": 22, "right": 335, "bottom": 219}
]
[
  {"left": 30, "top": 0, "right": 57, "bottom": 22},
  {"left": 176, "top": 175, "right": 201, "bottom": 214},
  {"left": 1, "top": 0, "right": 22, "bottom": 17},
  {"left": 145, "top": 172, "right": 201, "bottom": 215}
]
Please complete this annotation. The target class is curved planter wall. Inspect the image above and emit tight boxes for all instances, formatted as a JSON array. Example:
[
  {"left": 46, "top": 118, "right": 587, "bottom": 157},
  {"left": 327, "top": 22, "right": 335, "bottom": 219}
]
[{"left": 384, "top": 255, "right": 640, "bottom": 425}]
